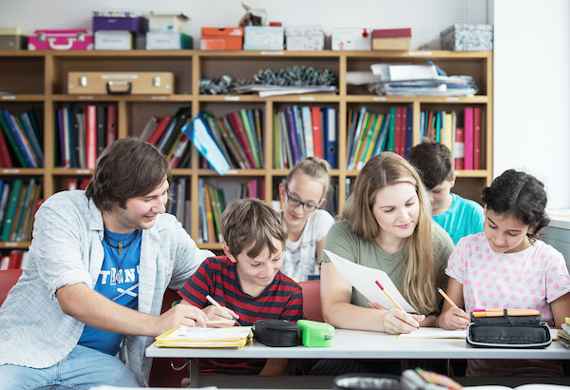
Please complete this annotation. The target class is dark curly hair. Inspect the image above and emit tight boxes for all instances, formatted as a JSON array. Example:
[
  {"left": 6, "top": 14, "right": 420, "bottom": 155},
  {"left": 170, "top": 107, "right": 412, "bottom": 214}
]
[
  {"left": 408, "top": 142, "right": 453, "bottom": 190},
  {"left": 482, "top": 169, "right": 550, "bottom": 241}
]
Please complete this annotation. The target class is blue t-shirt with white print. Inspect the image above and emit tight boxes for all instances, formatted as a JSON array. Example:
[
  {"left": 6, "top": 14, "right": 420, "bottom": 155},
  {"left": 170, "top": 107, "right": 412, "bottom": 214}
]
[{"left": 78, "top": 229, "right": 142, "bottom": 355}]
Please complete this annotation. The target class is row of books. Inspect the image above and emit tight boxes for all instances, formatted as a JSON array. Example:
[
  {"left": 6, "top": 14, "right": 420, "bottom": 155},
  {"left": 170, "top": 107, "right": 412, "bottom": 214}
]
[
  {"left": 198, "top": 178, "right": 262, "bottom": 243},
  {"left": 60, "top": 177, "right": 90, "bottom": 191},
  {"left": 0, "top": 179, "right": 42, "bottom": 242},
  {"left": 0, "top": 250, "right": 26, "bottom": 270},
  {"left": 273, "top": 106, "right": 337, "bottom": 169},
  {"left": 0, "top": 109, "right": 43, "bottom": 168},
  {"left": 347, "top": 106, "right": 412, "bottom": 170},
  {"left": 55, "top": 104, "right": 117, "bottom": 168},
  {"left": 420, "top": 107, "right": 483, "bottom": 170},
  {"left": 194, "top": 110, "right": 265, "bottom": 171},
  {"left": 140, "top": 107, "right": 193, "bottom": 169},
  {"left": 166, "top": 176, "right": 192, "bottom": 233}
]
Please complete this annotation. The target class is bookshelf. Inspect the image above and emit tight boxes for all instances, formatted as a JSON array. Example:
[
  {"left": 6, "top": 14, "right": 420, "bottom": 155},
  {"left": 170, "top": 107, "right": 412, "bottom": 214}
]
[{"left": 0, "top": 49, "right": 493, "bottom": 251}]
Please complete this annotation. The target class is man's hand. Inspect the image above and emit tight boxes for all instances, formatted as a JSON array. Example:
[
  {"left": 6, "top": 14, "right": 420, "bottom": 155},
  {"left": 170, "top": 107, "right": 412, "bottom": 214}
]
[{"left": 152, "top": 304, "right": 208, "bottom": 336}]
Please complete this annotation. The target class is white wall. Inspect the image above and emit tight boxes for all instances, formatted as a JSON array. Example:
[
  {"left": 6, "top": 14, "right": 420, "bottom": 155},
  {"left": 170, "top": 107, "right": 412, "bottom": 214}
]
[
  {"left": 0, "top": 0, "right": 488, "bottom": 49},
  {"left": 1, "top": 0, "right": 568, "bottom": 206},
  {"left": 493, "top": 0, "right": 570, "bottom": 208}
]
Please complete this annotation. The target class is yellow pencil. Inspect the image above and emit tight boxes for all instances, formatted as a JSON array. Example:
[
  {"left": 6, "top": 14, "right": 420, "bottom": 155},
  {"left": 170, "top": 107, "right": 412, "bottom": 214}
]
[{"left": 437, "top": 288, "right": 459, "bottom": 309}]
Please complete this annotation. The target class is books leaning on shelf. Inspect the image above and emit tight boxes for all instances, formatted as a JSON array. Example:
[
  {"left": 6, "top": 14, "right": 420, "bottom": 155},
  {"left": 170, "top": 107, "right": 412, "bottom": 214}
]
[
  {"left": 420, "top": 106, "right": 482, "bottom": 170},
  {"left": 0, "top": 179, "right": 42, "bottom": 242},
  {"left": 0, "top": 108, "right": 43, "bottom": 168},
  {"left": 0, "top": 250, "right": 26, "bottom": 270},
  {"left": 155, "top": 325, "right": 253, "bottom": 348},
  {"left": 346, "top": 105, "right": 412, "bottom": 170},
  {"left": 273, "top": 105, "right": 337, "bottom": 169},
  {"left": 55, "top": 104, "right": 117, "bottom": 169}
]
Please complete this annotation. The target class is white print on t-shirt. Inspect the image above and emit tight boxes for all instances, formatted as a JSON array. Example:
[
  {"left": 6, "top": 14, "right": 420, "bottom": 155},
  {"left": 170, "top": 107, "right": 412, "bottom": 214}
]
[{"left": 99, "top": 265, "right": 141, "bottom": 285}]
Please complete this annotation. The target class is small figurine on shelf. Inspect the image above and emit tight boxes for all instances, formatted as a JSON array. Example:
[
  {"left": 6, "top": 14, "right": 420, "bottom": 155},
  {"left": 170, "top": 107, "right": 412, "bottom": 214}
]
[{"left": 238, "top": 2, "right": 267, "bottom": 27}]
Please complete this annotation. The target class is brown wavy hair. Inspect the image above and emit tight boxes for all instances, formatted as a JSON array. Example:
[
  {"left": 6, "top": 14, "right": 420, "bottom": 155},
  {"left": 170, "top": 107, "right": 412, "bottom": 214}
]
[{"left": 341, "top": 152, "right": 436, "bottom": 314}]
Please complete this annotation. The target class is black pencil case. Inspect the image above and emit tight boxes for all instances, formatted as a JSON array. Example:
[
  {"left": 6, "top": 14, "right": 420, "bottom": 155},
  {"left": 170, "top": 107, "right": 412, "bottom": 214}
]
[
  {"left": 253, "top": 319, "right": 300, "bottom": 347},
  {"left": 467, "top": 312, "right": 552, "bottom": 349}
]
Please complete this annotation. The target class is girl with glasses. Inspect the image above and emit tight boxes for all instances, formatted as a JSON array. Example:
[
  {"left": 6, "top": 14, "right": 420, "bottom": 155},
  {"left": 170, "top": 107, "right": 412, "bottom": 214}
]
[{"left": 278, "top": 157, "right": 335, "bottom": 282}]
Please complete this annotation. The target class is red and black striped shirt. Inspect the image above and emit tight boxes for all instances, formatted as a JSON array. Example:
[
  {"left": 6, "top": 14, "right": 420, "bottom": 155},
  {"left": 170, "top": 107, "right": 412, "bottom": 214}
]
[{"left": 178, "top": 256, "right": 303, "bottom": 375}]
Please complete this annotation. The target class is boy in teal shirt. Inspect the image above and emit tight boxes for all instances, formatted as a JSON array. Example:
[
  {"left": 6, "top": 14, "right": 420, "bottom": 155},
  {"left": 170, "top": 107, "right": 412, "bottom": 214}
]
[{"left": 409, "top": 142, "right": 484, "bottom": 244}]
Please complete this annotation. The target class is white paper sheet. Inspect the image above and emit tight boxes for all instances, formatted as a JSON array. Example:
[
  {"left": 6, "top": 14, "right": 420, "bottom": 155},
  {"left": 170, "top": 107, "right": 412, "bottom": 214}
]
[
  {"left": 400, "top": 328, "right": 467, "bottom": 339},
  {"left": 324, "top": 249, "right": 416, "bottom": 313}
]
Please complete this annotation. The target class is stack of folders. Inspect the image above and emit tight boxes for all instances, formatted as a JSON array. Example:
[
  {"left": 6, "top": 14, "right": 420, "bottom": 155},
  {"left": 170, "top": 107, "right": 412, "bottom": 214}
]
[
  {"left": 155, "top": 326, "right": 253, "bottom": 348},
  {"left": 559, "top": 319, "right": 570, "bottom": 349}
]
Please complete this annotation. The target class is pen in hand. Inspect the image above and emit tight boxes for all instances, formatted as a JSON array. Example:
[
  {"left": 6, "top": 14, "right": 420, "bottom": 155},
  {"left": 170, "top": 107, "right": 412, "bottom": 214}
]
[{"left": 206, "top": 295, "right": 240, "bottom": 324}]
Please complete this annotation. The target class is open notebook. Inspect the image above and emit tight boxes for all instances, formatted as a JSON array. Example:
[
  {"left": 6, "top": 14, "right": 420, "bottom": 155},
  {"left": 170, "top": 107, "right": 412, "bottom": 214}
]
[{"left": 154, "top": 325, "right": 253, "bottom": 348}]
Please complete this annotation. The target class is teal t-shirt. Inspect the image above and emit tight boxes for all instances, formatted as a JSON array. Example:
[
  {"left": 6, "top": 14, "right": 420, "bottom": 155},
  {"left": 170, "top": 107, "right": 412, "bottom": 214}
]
[{"left": 433, "top": 193, "right": 484, "bottom": 244}]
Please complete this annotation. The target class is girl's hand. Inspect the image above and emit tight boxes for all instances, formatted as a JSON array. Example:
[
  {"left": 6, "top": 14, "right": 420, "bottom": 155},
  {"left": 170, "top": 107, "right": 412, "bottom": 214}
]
[
  {"left": 436, "top": 307, "right": 470, "bottom": 330},
  {"left": 380, "top": 309, "right": 424, "bottom": 334}
]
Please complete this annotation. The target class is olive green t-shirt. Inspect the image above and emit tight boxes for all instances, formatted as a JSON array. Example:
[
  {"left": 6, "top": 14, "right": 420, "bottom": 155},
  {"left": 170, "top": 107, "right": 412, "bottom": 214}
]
[{"left": 323, "top": 220, "right": 454, "bottom": 312}]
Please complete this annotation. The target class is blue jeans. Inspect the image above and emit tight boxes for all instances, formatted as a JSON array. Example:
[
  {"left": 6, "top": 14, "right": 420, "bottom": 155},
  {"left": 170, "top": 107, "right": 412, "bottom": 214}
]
[{"left": 0, "top": 345, "right": 139, "bottom": 390}]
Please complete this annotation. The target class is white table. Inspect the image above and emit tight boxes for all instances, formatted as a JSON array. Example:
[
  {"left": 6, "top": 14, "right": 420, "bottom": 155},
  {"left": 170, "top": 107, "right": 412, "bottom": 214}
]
[
  {"left": 147, "top": 329, "right": 569, "bottom": 387},
  {"left": 147, "top": 328, "right": 569, "bottom": 360}
]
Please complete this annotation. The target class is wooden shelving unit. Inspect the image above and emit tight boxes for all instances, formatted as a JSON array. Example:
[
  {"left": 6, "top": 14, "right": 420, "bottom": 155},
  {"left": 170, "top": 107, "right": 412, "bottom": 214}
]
[{"left": 0, "top": 49, "right": 493, "bottom": 250}]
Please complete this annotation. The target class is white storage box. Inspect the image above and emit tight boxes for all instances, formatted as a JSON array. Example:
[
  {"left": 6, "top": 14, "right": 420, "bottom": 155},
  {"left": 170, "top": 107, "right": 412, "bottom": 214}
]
[
  {"left": 286, "top": 26, "right": 324, "bottom": 51},
  {"left": 148, "top": 12, "right": 189, "bottom": 32},
  {"left": 441, "top": 24, "right": 493, "bottom": 51},
  {"left": 95, "top": 30, "right": 132, "bottom": 50},
  {"left": 146, "top": 31, "right": 192, "bottom": 49},
  {"left": 244, "top": 26, "right": 284, "bottom": 50},
  {"left": 331, "top": 28, "right": 371, "bottom": 51}
]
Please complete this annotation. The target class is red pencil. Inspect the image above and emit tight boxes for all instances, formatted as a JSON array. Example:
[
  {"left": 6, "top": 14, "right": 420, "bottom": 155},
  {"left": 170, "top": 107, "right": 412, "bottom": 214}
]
[{"left": 375, "top": 280, "right": 404, "bottom": 311}]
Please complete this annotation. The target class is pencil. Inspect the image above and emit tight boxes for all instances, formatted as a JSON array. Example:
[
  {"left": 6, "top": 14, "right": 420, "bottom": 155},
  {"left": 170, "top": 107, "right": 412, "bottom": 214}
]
[
  {"left": 375, "top": 280, "right": 404, "bottom": 311},
  {"left": 437, "top": 288, "right": 459, "bottom": 309},
  {"left": 206, "top": 295, "right": 239, "bottom": 321}
]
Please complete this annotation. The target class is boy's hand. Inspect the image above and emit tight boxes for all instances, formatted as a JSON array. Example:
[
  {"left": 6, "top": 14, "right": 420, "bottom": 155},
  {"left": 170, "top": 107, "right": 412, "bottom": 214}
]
[
  {"left": 204, "top": 304, "right": 239, "bottom": 327},
  {"left": 153, "top": 304, "right": 208, "bottom": 336},
  {"left": 437, "top": 307, "right": 470, "bottom": 330}
]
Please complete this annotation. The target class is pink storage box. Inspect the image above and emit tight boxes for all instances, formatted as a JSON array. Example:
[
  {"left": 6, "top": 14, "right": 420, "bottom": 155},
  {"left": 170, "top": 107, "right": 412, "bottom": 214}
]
[{"left": 28, "top": 29, "right": 93, "bottom": 51}]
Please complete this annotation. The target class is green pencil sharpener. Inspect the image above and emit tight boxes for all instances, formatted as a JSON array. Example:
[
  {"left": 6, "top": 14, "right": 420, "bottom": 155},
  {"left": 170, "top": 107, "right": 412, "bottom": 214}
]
[{"left": 297, "top": 320, "right": 335, "bottom": 347}]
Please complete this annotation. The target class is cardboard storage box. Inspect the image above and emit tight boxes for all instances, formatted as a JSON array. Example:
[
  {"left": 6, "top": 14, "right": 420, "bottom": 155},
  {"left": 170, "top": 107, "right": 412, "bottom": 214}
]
[
  {"left": 68, "top": 72, "right": 174, "bottom": 95},
  {"left": 93, "top": 15, "right": 148, "bottom": 34},
  {"left": 372, "top": 28, "right": 411, "bottom": 51},
  {"left": 146, "top": 31, "right": 192, "bottom": 50},
  {"left": 0, "top": 35, "right": 26, "bottom": 50},
  {"left": 441, "top": 24, "right": 493, "bottom": 51},
  {"left": 148, "top": 12, "right": 189, "bottom": 32},
  {"left": 244, "top": 26, "right": 283, "bottom": 50},
  {"left": 201, "top": 27, "right": 243, "bottom": 50},
  {"left": 331, "top": 28, "right": 370, "bottom": 51},
  {"left": 95, "top": 31, "right": 133, "bottom": 50},
  {"left": 285, "top": 26, "right": 324, "bottom": 51}
]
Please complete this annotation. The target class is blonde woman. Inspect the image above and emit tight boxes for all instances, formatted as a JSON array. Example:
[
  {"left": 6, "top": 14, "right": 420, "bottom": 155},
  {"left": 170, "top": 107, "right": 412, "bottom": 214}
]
[
  {"left": 278, "top": 157, "right": 335, "bottom": 282},
  {"left": 322, "top": 152, "right": 453, "bottom": 334}
]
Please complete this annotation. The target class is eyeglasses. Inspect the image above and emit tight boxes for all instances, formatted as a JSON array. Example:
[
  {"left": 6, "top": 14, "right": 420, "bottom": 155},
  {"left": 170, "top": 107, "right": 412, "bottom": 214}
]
[{"left": 285, "top": 190, "right": 320, "bottom": 213}]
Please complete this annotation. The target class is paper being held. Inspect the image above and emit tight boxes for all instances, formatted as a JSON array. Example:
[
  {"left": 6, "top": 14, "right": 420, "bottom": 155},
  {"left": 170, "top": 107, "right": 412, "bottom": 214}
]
[{"left": 324, "top": 249, "right": 416, "bottom": 313}]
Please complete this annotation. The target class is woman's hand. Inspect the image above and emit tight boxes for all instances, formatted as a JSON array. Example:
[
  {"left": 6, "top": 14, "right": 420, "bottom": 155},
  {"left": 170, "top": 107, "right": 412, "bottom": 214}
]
[
  {"left": 380, "top": 309, "right": 425, "bottom": 335},
  {"left": 436, "top": 307, "right": 470, "bottom": 330}
]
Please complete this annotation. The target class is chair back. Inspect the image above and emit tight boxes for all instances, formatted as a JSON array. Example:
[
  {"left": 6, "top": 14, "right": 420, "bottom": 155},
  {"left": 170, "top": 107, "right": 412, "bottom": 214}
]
[
  {"left": 299, "top": 279, "right": 323, "bottom": 322},
  {"left": 0, "top": 269, "right": 22, "bottom": 306}
]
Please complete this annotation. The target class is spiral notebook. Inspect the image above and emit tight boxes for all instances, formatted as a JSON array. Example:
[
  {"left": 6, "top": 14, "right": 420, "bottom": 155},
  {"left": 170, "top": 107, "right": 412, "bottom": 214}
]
[{"left": 154, "top": 325, "right": 253, "bottom": 348}]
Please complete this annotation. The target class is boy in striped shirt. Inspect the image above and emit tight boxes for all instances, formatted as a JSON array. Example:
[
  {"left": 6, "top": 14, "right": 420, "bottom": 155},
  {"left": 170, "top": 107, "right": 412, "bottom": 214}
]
[{"left": 178, "top": 198, "right": 303, "bottom": 375}]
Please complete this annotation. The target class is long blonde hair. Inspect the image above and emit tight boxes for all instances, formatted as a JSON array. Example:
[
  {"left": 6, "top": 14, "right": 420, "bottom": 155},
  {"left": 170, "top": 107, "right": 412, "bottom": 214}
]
[
  {"left": 342, "top": 152, "right": 436, "bottom": 314},
  {"left": 285, "top": 156, "right": 331, "bottom": 200}
]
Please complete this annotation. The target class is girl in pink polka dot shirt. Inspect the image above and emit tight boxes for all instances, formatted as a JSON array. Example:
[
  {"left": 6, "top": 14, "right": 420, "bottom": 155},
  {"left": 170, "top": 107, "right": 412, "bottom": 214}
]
[{"left": 437, "top": 169, "right": 570, "bottom": 376}]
